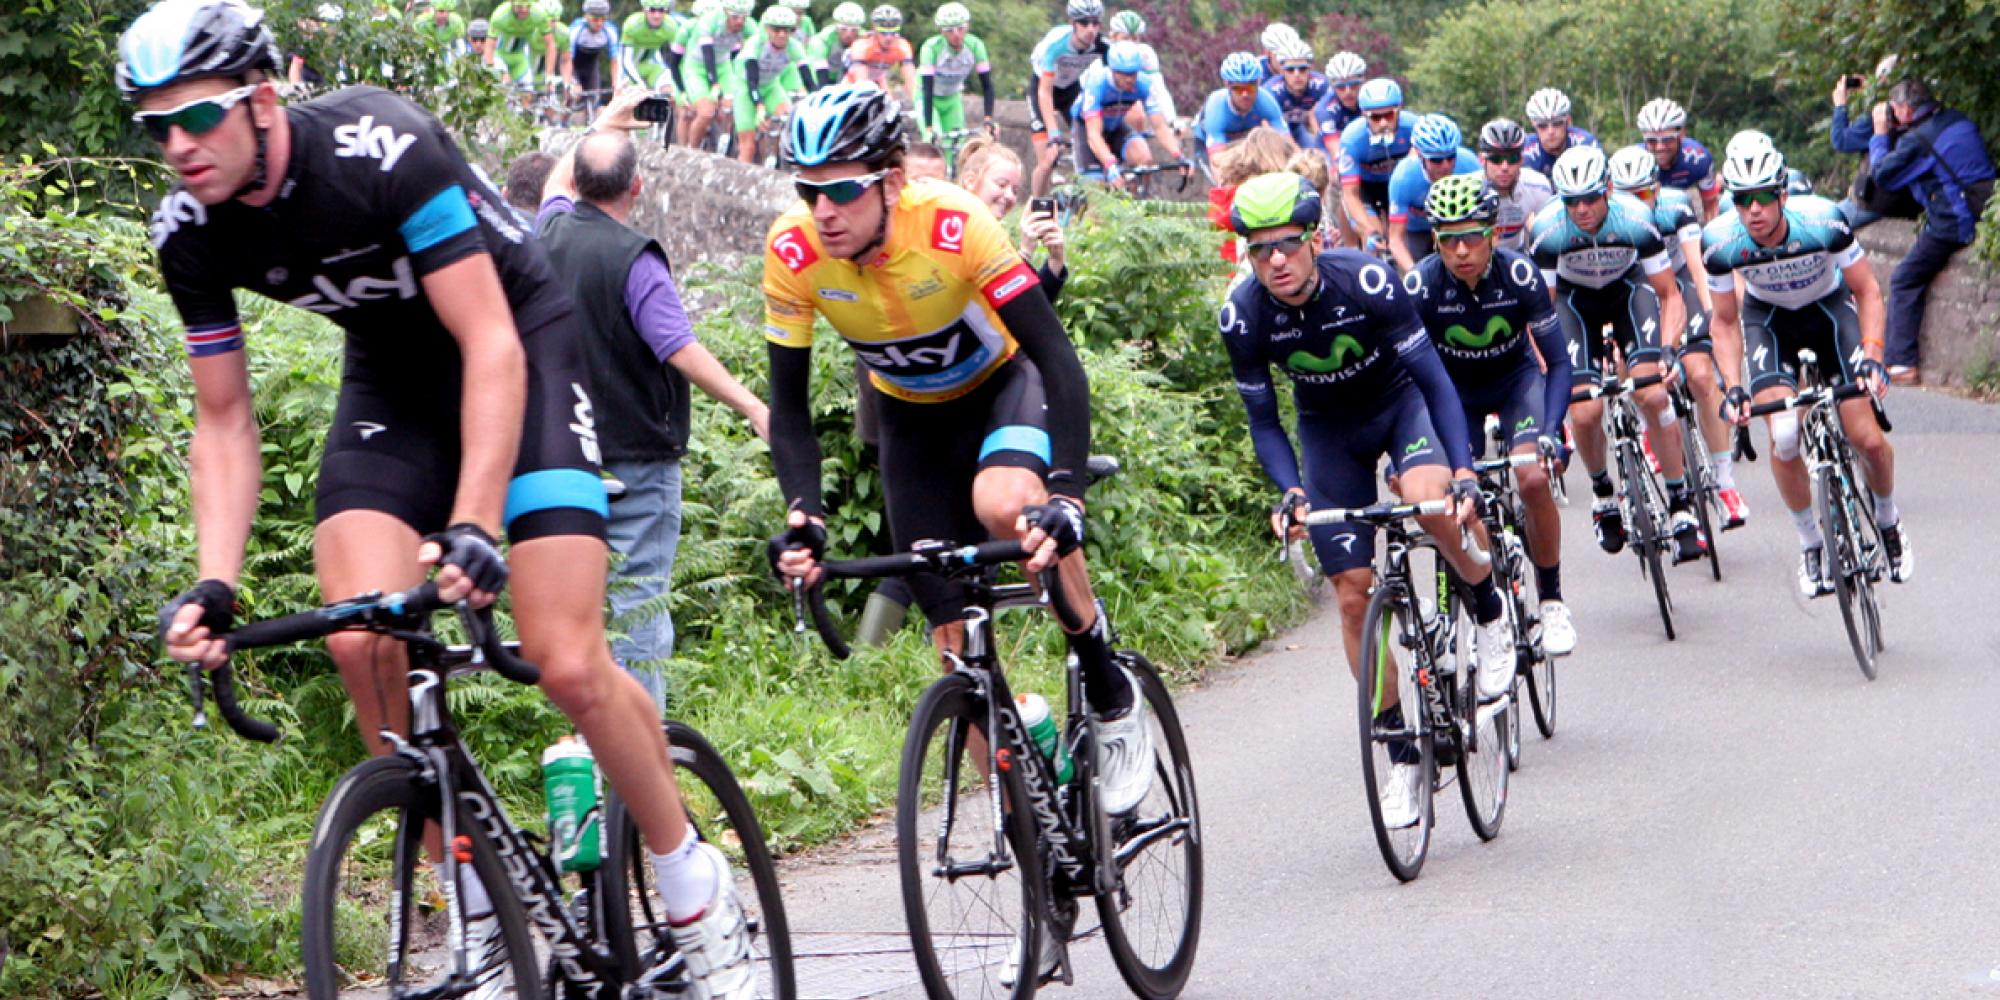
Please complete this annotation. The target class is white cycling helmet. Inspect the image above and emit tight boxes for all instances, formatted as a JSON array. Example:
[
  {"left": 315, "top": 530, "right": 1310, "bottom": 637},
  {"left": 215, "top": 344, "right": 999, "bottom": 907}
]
[
  {"left": 781, "top": 0, "right": 813, "bottom": 8},
  {"left": 1608, "top": 145, "right": 1659, "bottom": 192},
  {"left": 1272, "top": 36, "right": 1312, "bottom": 65},
  {"left": 1325, "top": 50, "right": 1367, "bottom": 82},
  {"left": 1725, "top": 128, "right": 1776, "bottom": 161},
  {"left": 1721, "top": 142, "right": 1788, "bottom": 192},
  {"left": 1066, "top": 0, "right": 1103, "bottom": 19},
  {"left": 832, "top": 2, "right": 866, "bottom": 27},
  {"left": 317, "top": 2, "right": 345, "bottom": 20},
  {"left": 1108, "top": 10, "right": 1145, "bottom": 35},
  {"left": 1550, "top": 145, "right": 1608, "bottom": 197},
  {"left": 933, "top": 1, "right": 969, "bottom": 28},
  {"left": 1260, "top": 22, "right": 1299, "bottom": 52},
  {"left": 1636, "top": 97, "right": 1686, "bottom": 134},
  {"left": 1525, "top": 87, "right": 1571, "bottom": 124}
]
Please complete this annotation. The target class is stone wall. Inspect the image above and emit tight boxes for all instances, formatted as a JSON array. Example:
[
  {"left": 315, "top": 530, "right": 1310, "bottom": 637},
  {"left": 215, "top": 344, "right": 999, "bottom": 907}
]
[{"left": 1857, "top": 219, "right": 2000, "bottom": 389}]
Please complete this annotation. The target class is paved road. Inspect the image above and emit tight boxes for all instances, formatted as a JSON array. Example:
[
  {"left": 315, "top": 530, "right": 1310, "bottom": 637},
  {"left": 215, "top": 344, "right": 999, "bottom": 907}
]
[{"left": 775, "top": 387, "right": 2000, "bottom": 1000}]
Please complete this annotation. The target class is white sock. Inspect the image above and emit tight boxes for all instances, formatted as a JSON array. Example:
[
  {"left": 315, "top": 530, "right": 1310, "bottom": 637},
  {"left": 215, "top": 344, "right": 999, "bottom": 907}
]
[
  {"left": 460, "top": 870, "right": 493, "bottom": 918},
  {"left": 1873, "top": 492, "right": 1900, "bottom": 529},
  {"left": 651, "top": 829, "right": 720, "bottom": 924},
  {"left": 1712, "top": 451, "right": 1735, "bottom": 490},
  {"left": 1790, "top": 506, "right": 1823, "bottom": 550}
]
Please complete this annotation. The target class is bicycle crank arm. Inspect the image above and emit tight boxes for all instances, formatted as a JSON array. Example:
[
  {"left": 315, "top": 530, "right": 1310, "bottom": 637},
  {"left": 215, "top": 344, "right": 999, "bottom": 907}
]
[
  {"left": 1113, "top": 817, "right": 1194, "bottom": 865},
  {"left": 932, "top": 857, "right": 1016, "bottom": 881}
]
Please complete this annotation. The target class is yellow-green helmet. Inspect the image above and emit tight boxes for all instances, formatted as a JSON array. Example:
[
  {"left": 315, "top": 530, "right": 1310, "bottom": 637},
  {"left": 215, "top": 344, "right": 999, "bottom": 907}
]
[
  {"left": 1424, "top": 172, "right": 1498, "bottom": 227},
  {"left": 1229, "top": 172, "right": 1321, "bottom": 235}
]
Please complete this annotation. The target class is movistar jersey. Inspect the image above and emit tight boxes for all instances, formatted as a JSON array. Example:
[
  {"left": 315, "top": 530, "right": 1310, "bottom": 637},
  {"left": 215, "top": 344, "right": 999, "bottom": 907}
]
[
  {"left": 1656, "top": 136, "right": 1719, "bottom": 196},
  {"left": 1387, "top": 149, "right": 1481, "bottom": 234},
  {"left": 1525, "top": 192, "right": 1672, "bottom": 290},
  {"left": 1521, "top": 125, "right": 1599, "bottom": 175},
  {"left": 1337, "top": 112, "right": 1416, "bottom": 187},
  {"left": 1072, "top": 62, "right": 1161, "bottom": 122},
  {"left": 1197, "top": 87, "right": 1284, "bottom": 150},
  {"left": 1406, "top": 249, "right": 1569, "bottom": 424},
  {"left": 763, "top": 180, "right": 1042, "bottom": 403},
  {"left": 919, "top": 33, "right": 989, "bottom": 97},
  {"left": 1219, "top": 250, "right": 1475, "bottom": 488},
  {"left": 1700, "top": 194, "right": 1863, "bottom": 310},
  {"left": 152, "top": 86, "right": 565, "bottom": 362}
]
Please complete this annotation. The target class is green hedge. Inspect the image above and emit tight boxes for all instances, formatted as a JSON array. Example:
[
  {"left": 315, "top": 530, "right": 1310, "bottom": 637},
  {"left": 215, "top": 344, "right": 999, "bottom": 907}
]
[{"left": 0, "top": 173, "right": 1305, "bottom": 993}]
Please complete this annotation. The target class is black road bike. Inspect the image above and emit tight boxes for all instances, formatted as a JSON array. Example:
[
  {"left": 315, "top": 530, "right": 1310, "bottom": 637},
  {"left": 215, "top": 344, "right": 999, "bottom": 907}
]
[
  {"left": 1572, "top": 332, "right": 1678, "bottom": 640},
  {"left": 794, "top": 538, "right": 1202, "bottom": 999},
  {"left": 1745, "top": 348, "right": 1893, "bottom": 679},
  {"left": 1302, "top": 500, "right": 1507, "bottom": 882},
  {"left": 1666, "top": 350, "right": 1725, "bottom": 582},
  {"left": 187, "top": 584, "right": 795, "bottom": 998},
  {"left": 1469, "top": 444, "right": 1555, "bottom": 767}
]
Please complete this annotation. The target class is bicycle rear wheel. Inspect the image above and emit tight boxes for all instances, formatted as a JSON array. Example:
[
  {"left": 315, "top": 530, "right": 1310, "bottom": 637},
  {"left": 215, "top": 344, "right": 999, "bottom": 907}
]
[
  {"left": 600, "top": 721, "right": 796, "bottom": 998},
  {"left": 898, "top": 672, "right": 1042, "bottom": 1000},
  {"left": 1816, "top": 466, "right": 1882, "bottom": 680},
  {"left": 1620, "top": 439, "right": 1676, "bottom": 641},
  {"left": 302, "top": 756, "right": 544, "bottom": 999},
  {"left": 1357, "top": 585, "right": 1433, "bottom": 883},
  {"left": 1097, "top": 652, "right": 1204, "bottom": 999}
]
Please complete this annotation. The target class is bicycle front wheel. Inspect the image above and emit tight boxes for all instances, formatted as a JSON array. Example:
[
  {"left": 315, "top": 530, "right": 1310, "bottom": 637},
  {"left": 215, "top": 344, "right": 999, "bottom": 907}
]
[
  {"left": 1357, "top": 585, "right": 1433, "bottom": 883},
  {"left": 898, "top": 672, "right": 1042, "bottom": 1000},
  {"left": 1816, "top": 465, "right": 1882, "bottom": 680},
  {"left": 599, "top": 721, "right": 796, "bottom": 998},
  {"left": 1097, "top": 652, "right": 1203, "bottom": 999},
  {"left": 1620, "top": 439, "right": 1676, "bottom": 641},
  {"left": 302, "top": 756, "right": 544, "bottom": 999},
  {"left": 1682, "top": 420, "right": 1724, "bottom": 582}
]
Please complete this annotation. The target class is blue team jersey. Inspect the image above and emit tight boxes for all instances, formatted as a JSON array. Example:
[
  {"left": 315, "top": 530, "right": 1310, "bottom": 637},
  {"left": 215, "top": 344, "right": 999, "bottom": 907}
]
[
  {"left": 1700, "top": 194, "right": 1864, "bottom": 311},
  {"left": 1071, "top": 62, "right": 1160, "bottom": 121},
  {"left": 1656, "top": 136, "right": 1718, "bottom": 195},
  {"left": 1198, "top": 87, "right": 1285, "bottom": 150},
  {"left": 1261, "top": 71, "right": 1329, "bottom": 146},
  {"left": 1312, "top": 91, "right": 1361, "bottom": 150},
  {"left": 1525, "top": 192, "right": 1673, "bottom": 290},
  {"left": 1337, "top": 112, "right": 1415, "bottom": 187},
  {"left": 1387, "top": 149, "right": 1482, "bottom": 233},
  {"left": 1648, "top": 186, "right": 1705, "bottom": 275},
  {"left": 1032, "top": 25, "right": 1105, "bottom": 89},
  {"left": 1521, "top": 126, "right": 1600, "bottom": 175}
]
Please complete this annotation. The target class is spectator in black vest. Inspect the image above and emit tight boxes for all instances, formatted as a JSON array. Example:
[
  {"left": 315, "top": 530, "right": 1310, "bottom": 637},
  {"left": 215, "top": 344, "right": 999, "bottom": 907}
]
[
  {"left": 1869, "top": 78, "right": 1997, "bottom": 385},
  {"left": 537, "top": 95, "right": 769, "bottom": 707}
]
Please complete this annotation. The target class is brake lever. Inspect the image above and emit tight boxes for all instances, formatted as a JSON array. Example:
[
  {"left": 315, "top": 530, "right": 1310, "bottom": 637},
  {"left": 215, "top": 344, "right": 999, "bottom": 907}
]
[
  {"left": 186, "top": 661, "right": 209, "bottom": 730},
  {"left": 788, "top": 578, "right": 810, "bottom": 636}
]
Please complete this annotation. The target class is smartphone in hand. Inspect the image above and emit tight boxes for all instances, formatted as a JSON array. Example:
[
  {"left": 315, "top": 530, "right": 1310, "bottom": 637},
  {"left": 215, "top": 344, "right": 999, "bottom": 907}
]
[
  {"left": 636, "top": 96, "right": 675, "bottom": 123},
  {"left": 1846, "top": 75, "right": 1865, "bottom": 90},
  {"left": 1029, "top": 197, "right": 1055, "bottom": 216}
]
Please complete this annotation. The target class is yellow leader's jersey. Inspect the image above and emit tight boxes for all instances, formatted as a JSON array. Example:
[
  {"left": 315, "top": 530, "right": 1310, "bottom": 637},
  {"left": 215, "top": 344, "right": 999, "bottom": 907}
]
[{"left": 762, "top": 179, "right": 1042, "bottom": 403}]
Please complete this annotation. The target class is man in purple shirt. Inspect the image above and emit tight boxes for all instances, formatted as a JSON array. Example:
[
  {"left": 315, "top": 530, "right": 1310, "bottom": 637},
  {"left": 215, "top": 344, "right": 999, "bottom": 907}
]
[{"left": 538, "top": 98, "right": 768, "bottom": 707}]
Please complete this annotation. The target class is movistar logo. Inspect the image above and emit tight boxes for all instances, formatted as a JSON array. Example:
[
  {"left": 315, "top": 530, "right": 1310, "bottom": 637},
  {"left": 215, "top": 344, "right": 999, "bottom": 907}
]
[
  {"left": 1515, "top": 415, "right": 1537, "bottom": 431},
  {"left": 1444, "top": 315, "right": 1514, "bottom": 349},
  {"left": 1287, "top": 335, "right": 1366, "bottom": 373},
  {"left": 1404, "top": 436, "right": 1430, "bottom": 455}
]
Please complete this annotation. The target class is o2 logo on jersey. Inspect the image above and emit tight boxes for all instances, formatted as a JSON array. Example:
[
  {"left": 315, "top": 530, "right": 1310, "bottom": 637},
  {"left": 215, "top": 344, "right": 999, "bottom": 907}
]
[
  {"left": 1509, "top": 256, "right": 1538, "bottom": 289},
  {"left": 772, "top": 226, "right": 819, "bottom": 274},
  {"left": 1358, "top": 263, "right": 1394, "bottom": 300},
  {"left": 333, "top": 115, "right": 419, "bottom": 173},
  {"left": 150, "top": 190, "right": 208, "bottom": 248},
  {"left": 932, "top": 210, "right": 968, "bottom": 254}
]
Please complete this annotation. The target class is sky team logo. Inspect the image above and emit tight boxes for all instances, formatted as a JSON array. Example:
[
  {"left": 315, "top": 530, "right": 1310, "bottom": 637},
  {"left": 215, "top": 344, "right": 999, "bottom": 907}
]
[
  {"left": 932, "top": 209, "right": 968, "bottom": 254},
  {"left": 772, "top": 226, "right": 818, "bottom": 274}
]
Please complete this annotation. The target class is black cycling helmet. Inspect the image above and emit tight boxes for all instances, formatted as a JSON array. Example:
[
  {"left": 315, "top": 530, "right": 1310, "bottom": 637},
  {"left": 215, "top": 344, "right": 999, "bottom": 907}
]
[
  {"left": 117, "top": 0, "right": 283, "bottom": 98},
  {"left": 785, "top": 83, "right": 906, "bottom": 168}
]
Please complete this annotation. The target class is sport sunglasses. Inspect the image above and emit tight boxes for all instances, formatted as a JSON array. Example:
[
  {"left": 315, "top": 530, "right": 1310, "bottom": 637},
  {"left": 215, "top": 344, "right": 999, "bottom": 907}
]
[
  {"left": 1482, "top": 150, "right": 1522, "bottom": 164},
  {"left": 133, "top": 84, "right": 256, "bottom": 142},
  {"left": 795, "top": 169, "right": 890, "bottom": 206},
  {"left": 1731, "top": 187, "right": 1784, "bottom": 208},
  {"left": 1562, "top": 191, "right": 1605, "bottom": 206},
  {"left": 1436, "top": 226, "right": 1492, "bottom": 248},
  {"left": 1245, "top": 233, "right": 1311, "bottom": 261}
]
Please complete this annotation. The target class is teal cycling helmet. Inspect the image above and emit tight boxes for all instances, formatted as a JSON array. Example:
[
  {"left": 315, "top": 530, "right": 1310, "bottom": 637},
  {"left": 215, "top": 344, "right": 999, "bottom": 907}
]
[
  {"left": 1106, "top": 41, "right": 1146, "bottom": 75},
  {"left": 1230, "top": 171, "right": 1322, "bottom": 236},
  {"left": 1357, "top": 77, "right": 1402, "bottom": 110},
  {"left": 1219, "top": 52, "right": 1262, "bottom": 84},
  {"left": 1411, "top": 113, "right": 1461, "bottom": 157},
  {"left": 117, "top": 0, "right": 282, "bottom": 97},
  {"left": 785, "top": 83, "right": 905, "bottom": 167}
]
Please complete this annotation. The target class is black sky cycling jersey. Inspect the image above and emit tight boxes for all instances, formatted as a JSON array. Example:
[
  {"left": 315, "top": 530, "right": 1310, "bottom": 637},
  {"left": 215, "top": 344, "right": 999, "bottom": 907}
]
[
  {"left": 153, "top": 85, "right": 570, "bottom": 372},
  {"left": 1404, "top": 247, "right": 1570, "bottom": 431}
]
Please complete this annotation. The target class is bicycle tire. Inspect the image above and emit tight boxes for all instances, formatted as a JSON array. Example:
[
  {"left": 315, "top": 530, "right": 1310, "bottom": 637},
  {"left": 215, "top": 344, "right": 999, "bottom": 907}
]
[
  {"left": 1505, "top": 676, "right": 1524, "bottom": 770},
  {"left": 1097, "top": 652, "right": 1204, "bottom": 999},
  {"left": 302, "top": 755, "right": 544, "bottom": 1000},
  {"left": 898, "top": 672, "right": 1042, "bottom": 1000},
  {"left": 1357, "top": 585, "right": 1433, "bottom": 883},
  {"left": 1681, "top": 418, "right": 1724, "bottom": 582},
  {"left": 599, "top": 721, "right": 796, "bottom": 999},
  {"left": 1816, "top": 465, "right": 1879, "bottom": 680},
  {"left": 1619, "top": 439, "right": 1676, "bottom": 641},
  {"left": 1514, "top": 500, "right": 1558, "bottom": 739}
]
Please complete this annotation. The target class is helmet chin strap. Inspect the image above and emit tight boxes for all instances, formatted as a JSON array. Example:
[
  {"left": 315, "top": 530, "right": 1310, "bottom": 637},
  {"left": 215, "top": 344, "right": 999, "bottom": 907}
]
[{"left": 229, "top": 91, "right": 272, "bottom": 202}]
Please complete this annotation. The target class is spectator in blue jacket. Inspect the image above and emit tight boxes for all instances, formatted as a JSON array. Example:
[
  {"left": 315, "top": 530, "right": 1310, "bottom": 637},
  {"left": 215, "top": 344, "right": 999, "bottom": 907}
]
[
  {"left": 1869, "top": 78, "right": 1997, "bottom": 383},
  {"left": 1831, "top": 73, "right": 1894, "bottom": 228}
]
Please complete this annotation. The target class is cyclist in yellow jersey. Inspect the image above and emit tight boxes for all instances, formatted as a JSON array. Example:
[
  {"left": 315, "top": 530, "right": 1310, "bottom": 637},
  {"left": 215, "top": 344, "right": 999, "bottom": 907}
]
[{"left": 761, "top": 87, "right": 1154, "bottom": 870}]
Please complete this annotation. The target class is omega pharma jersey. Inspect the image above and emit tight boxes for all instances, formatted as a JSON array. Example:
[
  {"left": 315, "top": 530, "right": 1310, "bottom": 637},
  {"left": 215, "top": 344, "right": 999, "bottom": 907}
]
[
  {"left": 1700, "top": 194, "right": 1863, "bottom": 310},
  {"left": 1525, "top": 192, "right": 1672, "bottom": 290},
  {"left": 153, "top": 86, "right": 565, "bottom": 361},
  {"left": 762, "top": 180, "right": 1041, "bottom": 403}
]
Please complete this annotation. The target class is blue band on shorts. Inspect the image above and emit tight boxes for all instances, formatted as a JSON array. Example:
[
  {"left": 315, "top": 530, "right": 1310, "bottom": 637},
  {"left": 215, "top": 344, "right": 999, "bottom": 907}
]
[
  {"left": 979, "top": 425, "right": 1052, "bottom": 464},
  {"left": 503, "top": 468, "right": 610, "bottom": 527}
]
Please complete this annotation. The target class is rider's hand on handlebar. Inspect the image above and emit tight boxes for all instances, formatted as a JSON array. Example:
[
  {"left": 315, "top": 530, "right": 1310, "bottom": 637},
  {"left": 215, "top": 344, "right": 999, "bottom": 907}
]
[
  {"left": 1018, "top": 495, "right": 1085, "bottom": 573},
  {"left": 1720, "top": 385, "right": 1752, "bottom": 426},
  {"left": 767, "top": 506, "right": 827, "bottom": 588},
  {"left": 421, "top": 522, "right": 509, "bottom": 608},
  {"left": 1536, "top": 434, "right": 1569, "bottom": 472},
  {"left": 1856, "top": 358, "right": 1890, "bottom": 400},
  {"left": 160, "top": 578, "right": 236, "bottom": 670},
  {"left": 1270, "top": 489, "right": 1308, "bottom": 542},
  {"left": 1449, "top": 474, "right": 1483, "bottom": 526}
]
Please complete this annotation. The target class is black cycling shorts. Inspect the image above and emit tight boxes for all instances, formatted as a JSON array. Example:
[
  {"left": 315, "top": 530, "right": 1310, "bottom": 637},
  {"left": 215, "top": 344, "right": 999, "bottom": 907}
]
[
  {"left": 316, "top": 312, "right": 609, "bottom": 544},
  {"left": 1027, "top": 81, "right": 1082, "bottom": 138},
  {"left": 1298, "top": 388, "right": 1447, "bottom": 576},
  {"left": 876, "top": 356, "right": 1049, "bottom": 626},
  {"left": 1557, "top": 276, "right": 1666, "bottom": 385},
  {"left": 1743, "top": 287, "right": 1864, "bottom": 394},
  {"left": 1457, "top": 360, "right": 1548, "bottom": 458}
]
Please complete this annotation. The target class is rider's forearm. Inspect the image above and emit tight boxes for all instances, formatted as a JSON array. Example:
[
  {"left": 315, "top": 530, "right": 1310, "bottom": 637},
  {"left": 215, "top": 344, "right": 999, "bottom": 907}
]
[
  {"left": 901, "top": 65, "right": 918, "bottom": 102},
  {"left": 744, "top": 58, "right": 762, "bottom": 97},
  {"left": 1388, "top": 222, "right": 1414, "bottom": 272},
  {"left": 978, "top": 69, "right": 993, "bottom": 113},
  {"left": 450, "top": 333, "right": 527, "bottom": 533},
  {"left": 995, "top": 289, "right": 1090, "bottom": 496},
  {"left": 765, "top": 342, "right": 824, "bottom": 515},
  {"left": 701, "top": 41, "right": 718, "bottom": 81},
  {"left": 1342, "top": 185, "right": 1373, "bottom": 236},
  {"left": 920, "top": 73, "right": 934, "bottom": 128},
  {"left": 1711, "top": 313, "right": 1745, "bottom": 390},
  {"left": 190, "top": 398, "right": 262, "bottom": 585},
  {"left": 1658, "top": 277, "right": 1686, "bottom": 349},
  {"left": 1154, "top": 115, "right": 1183, "bottom": 160},
  {"left": 1037, "top": 76, "right": 1059, "bottom": 132}
]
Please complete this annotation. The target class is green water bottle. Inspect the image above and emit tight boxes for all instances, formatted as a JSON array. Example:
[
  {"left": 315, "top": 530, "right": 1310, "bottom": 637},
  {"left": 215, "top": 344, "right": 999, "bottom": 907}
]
[
  {"left": 542, "top": 735, "right": 602, "bottom": 872},
  {"left": 1016, "top": 693, "right": 1073, "bottom": 785}
]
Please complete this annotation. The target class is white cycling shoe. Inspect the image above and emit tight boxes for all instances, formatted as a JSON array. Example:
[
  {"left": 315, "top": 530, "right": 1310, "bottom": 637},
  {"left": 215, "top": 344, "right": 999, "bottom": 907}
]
[
  {"left": 1095, "top": 669, "right": 1155, "bottom": 815},
  {"left": 1538, "top": 600, "right": 1577, "bottom": 657},
  {"left": 1379, "top": 762, "right": 1423, "bottom": 830},
  {"left": 662, "top": 843, "right": 758, "bottom": 1000},
  {"left": 999, "top": 917, "right": 1064, "bottom": 988},
  {"left": 1475, "top": 614, "right": 1516, "bottom": 701}
]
